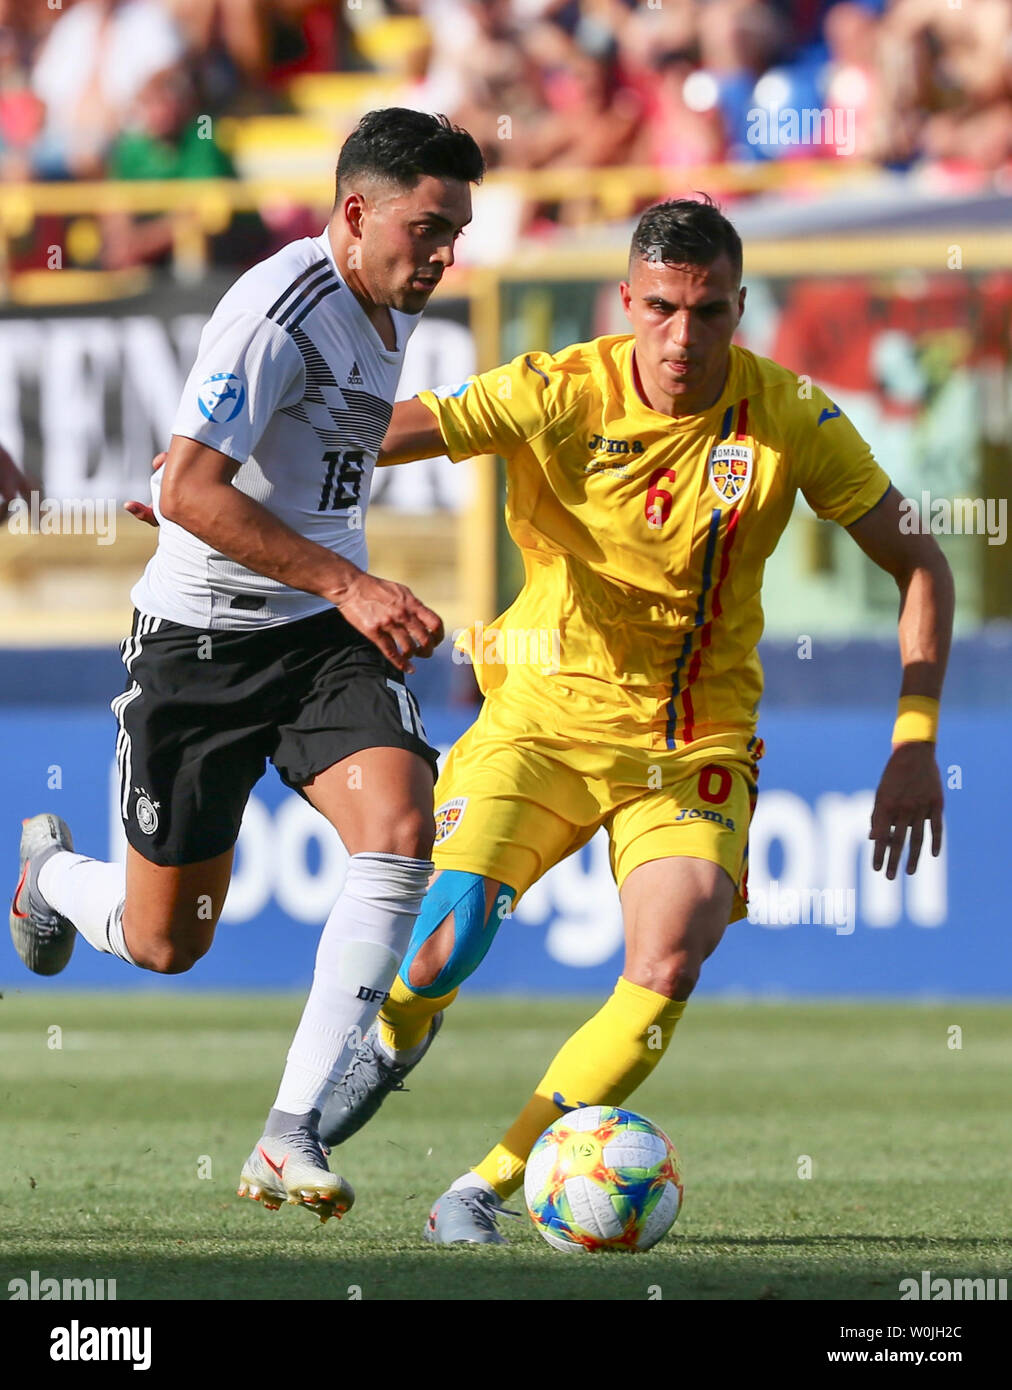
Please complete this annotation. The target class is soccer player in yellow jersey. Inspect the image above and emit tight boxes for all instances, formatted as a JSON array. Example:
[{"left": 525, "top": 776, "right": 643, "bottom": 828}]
[{"left": 323, "top": 197, "right": 952, "bottom": 1243}]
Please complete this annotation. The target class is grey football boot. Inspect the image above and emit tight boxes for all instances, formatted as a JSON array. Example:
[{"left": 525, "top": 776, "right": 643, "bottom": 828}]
[
  {"left": 424, "top": 1185, "right": 521, "bottom": 1246},
  {"left": 318, "top": 1012, "right": 444, "bottom": 1147},
  {"left": 9, "top": 814, "right": 77, "bottom": 976},
  {"left": 238, "top": 1110, "right": 354, "bottom": 1224}
]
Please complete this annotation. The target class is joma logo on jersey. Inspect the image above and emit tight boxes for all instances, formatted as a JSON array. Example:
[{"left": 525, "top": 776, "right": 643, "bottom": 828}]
[
  {"left": 708, "top": 442, "right": 753, "bottom": 504},
  {"left": 587, "top": 434, "right": 644, "bottom": 456},
  {"left": 674, "top": 806, "right": 736, "bottom": 830}
]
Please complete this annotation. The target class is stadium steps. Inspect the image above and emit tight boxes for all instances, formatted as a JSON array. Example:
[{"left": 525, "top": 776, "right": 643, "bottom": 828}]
[
  {"left": 217, "top": 115, "right": 348, "bottom": 180},
  {"left": 286, "top": 72, "right": 404, "bottom": 121},
  {"left": 218, "top": 62, "right": 409, "bottom": 181}
]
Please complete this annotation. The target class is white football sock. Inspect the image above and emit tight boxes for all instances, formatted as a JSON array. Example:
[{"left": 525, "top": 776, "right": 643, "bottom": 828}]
[
  {"left": 376, "top": 1030, "right": 431, "bottom": 1066},
  {"left": 105, "top": 901, "right": 139, "bottom": 966},
  {"left": 451, "top": 1171, "right": 495, "bottom": 1196},
  {"left": 37, "top": 852, "right": 131, "bottom": 961},
  {"left": 272, "top": 852, "right": 434, "bottom": 1116}
]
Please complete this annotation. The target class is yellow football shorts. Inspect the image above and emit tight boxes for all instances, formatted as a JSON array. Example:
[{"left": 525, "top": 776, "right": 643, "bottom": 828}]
[{"left": 432, "top": 698, "right": 761, "bottom": 923}]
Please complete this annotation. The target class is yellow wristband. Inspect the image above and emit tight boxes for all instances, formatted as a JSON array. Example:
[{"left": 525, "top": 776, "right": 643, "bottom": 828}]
[{"left": 892, "top": 696, "right": 939, "bottom": 745}]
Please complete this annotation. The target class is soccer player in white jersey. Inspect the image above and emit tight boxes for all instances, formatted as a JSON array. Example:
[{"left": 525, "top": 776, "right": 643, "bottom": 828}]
[{"left": 9, "top": 109, "right": 485, "bottom": 1223}]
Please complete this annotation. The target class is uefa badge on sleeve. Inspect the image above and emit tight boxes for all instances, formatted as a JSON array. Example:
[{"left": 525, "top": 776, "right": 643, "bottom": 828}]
[
  {"left": 198, "top": 372, "right": 246, "bottom": 423},
  {"left": 708, "top": 442, "right": 753, "bottom": 505}
]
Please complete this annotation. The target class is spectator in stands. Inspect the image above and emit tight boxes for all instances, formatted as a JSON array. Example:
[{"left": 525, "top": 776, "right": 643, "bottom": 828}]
[
  {"left": 262, "top": 0, "right": 360, "bottom": 89},
  {"left": 109, "top": 64, "right": 234, "bottom": 182},
  {"left": 883, "top": 0, "right": 1012, "bottom": 174},
  {"left": 820, "top": 2, "right": 882, "bottom": 161},
  {"left": 391, "top": 0, "right": 483, "bottom": 119},
  {"left": 165, "top": 0, "right": 270, "bottom": 113},
  {"left": 449, "top": 2, "right": 549, "bottom": 166},
  {"left": 0, "top": 2, "right": 47, "bottom": 180},
  {"left": 101, "top": 63, "right": 236, "bottom": 270},
  {"left": 30, "top": 0, "right": 186, "bottom": 178},
  {"left": 521, "top": 33, "right": 643, "bottom": 169},
  {"left": 4, "top": 0, "right": 1010, "bottom": 201},
  {"left": 610, "top": 0, "right": 699, "bottom": 83},
  {"left": 635, "top": 47, "right": 727, "bottom": 170},
  {"left": 695, "top": 0, "right": 788, "bottom": 159},
  {"left": 168, "top": 0, "right": 268, "bottom": 82}
]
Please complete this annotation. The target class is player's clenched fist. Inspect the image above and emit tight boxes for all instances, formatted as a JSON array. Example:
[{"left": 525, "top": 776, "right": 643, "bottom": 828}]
[
  {"left": 869, "top": 742, "right": 944, "bottom": 880},
  {"left": 331, "top": 570, "right": 443, "bottom": 674},
  {"left": 127, "top": 450, "right": 443, "bottom": 671},
  {"left": 123, "top": 450, "right": 166, "bottom": 527}
]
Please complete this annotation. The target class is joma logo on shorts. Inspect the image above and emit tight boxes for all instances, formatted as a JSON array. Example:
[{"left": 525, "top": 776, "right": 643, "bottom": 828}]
[{"left": 674, "top": 807, "right": 736, "bottom": 830}]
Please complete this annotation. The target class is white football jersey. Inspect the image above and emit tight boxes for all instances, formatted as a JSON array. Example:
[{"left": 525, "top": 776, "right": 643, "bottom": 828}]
[{"left": 132, "top": 228, "right": 419, "bottom": 629}]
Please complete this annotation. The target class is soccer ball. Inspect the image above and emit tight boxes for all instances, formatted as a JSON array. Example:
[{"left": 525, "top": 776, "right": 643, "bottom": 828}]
[{"left": 524, "top": 1105, "right": 683, "bottom": 1253}]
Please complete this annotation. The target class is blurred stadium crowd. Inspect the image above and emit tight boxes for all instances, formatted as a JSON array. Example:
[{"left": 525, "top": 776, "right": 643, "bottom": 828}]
[
  {"left": 1, "top": 0, "right": 1010, "bottom": 270},
  {"left": 5, "top": 0, "right": 1012, "bottom": 178}
]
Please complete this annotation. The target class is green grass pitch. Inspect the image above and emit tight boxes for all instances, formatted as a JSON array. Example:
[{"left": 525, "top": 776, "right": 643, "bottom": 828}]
[{"left": 0, "top": 992, "right": 1007, "bottom": 1301}]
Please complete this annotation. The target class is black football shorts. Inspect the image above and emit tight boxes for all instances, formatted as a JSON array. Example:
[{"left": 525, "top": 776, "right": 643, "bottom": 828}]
[{"left": 111, "top": 607, "right": 439, "bottom": 866}]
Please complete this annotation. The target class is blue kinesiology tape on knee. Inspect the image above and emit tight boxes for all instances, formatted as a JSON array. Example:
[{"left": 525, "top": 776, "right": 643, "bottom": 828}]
[{"left": 398, "top": 870, "right": 514, "bottom": 997}]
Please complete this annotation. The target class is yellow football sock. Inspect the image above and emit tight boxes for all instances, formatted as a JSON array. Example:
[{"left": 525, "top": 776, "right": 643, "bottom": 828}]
[
  {"left": 378, "top": 975, "right": 458, "bottom": 1055},
  {"left": 473, "top": 976, "right": 685, "bottom": 1198}
]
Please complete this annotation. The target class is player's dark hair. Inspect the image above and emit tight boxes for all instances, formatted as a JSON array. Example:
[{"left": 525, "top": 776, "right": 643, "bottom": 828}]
[
  {"left": 335, "top": 108, "right": 485, "bottom": 201},
  {"left": 630, "top": 196, "right": 743, "bottom": 284}
]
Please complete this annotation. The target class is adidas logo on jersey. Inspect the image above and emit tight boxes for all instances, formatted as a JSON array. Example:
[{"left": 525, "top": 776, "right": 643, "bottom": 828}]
[{"left": 347, "top": 360, "right": 364, "bottom": 385}]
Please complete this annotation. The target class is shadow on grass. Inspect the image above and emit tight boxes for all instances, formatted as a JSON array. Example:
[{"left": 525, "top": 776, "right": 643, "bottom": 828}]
[
  {"left": 685, "top": 1235, "right": 1004, "bottom": 1248},
  {"left": 2, "top": 1236, "right": 1002, "bottom": 1301}
]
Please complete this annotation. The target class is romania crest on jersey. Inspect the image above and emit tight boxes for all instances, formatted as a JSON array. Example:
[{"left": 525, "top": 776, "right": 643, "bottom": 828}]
[
  {"left": 434, "top": 796, "right": 468, "bottom": 845},
  {"left": 708, "top": 442, "right": 753, "bottom": 505}
]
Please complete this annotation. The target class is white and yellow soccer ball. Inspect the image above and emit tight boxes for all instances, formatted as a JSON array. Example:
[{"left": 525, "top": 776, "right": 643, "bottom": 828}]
[{"left": 524, "top": 1105, "right": 683, "bottom": 1253}]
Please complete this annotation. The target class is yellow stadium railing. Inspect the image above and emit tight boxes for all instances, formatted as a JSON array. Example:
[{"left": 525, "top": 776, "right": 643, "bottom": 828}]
[
  {"left": 0, "top": 159, "right": 888, "bottom": 291},
  {"left": 1, "top": 158, "right": 879, "bottom": 218}
]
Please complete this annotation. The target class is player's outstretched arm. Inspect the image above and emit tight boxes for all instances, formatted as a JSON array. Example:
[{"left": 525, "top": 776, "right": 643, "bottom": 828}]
[
  {"left": 159, "top": 434, "right": 443, "bottom": 671},
  {"left": 377, "top": 397, "right": 449, "bottom": 468},
  {"left": 845, "top": 485, "right": 954, "bottom": 880}
]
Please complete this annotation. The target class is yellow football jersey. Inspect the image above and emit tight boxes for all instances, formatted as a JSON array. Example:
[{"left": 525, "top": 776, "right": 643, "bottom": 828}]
[{"left": 418, "top": 336, "right": 890, "bottom": 754}]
